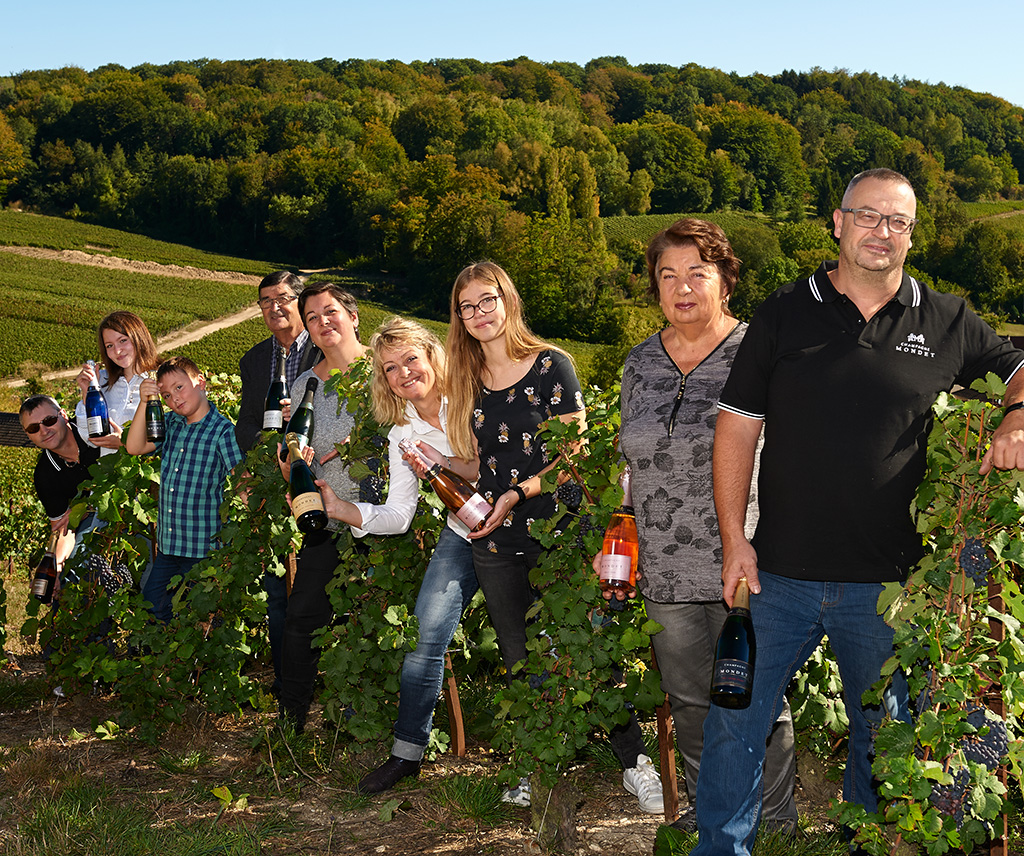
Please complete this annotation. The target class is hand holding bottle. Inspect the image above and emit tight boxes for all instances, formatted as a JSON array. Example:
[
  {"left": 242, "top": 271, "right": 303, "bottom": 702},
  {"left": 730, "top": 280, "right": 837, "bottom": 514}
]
[
  {"left": 591, "top": 553, "right": 643, "bottom": 601},
  {"left": 76, "top": 361, "right": 100, "bottom": 400},
  {"left": 400, "top": 439, "right": 446, "bottom": 478},
  {"left": 91, "top": 419, "right": 124, "bottom": 450}
]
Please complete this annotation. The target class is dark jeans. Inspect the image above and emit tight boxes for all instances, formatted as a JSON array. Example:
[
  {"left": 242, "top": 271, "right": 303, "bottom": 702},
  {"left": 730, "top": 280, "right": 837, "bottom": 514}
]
[
  {"left": 144, "top": 552, "right": 201, "bottom": 623},
  {"left": 263, "top": 569, "right": 288, "bottom": 694},
  {"left": 471, "top": 544, "right": 647, "bottom": 769},
  {"left": 279, "top": 529, "right": 340, "bottom": 730}
]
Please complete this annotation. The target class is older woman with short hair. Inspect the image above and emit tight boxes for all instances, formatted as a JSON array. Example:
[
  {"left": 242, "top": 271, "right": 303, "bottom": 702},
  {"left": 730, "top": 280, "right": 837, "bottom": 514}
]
[{"left": 616, "top": 219, "right": 797, "bottom": 832}]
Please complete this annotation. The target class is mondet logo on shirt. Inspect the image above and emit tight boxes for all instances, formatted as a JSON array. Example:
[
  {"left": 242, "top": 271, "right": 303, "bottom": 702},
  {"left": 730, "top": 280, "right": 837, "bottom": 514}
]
[{"left": 895, "top": 332, "right": 935, "bottom": 358}]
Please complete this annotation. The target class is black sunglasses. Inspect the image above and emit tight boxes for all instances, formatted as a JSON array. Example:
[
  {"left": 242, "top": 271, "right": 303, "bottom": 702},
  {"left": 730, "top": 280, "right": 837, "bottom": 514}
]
[{"left": 24, "top": 413, "right": 60, "bottom": 434}]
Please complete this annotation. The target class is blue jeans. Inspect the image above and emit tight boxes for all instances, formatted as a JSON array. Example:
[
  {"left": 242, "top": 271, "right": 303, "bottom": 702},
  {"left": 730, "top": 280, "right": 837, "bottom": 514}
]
[
  {"left": 692, "top": 572, "right": 909, "bottom": 856},
  {"left": 144, "top": 552, "right": 201, "bottom": 623},
  {"left": 393, "top": 527, "right": 478, "bottom": 761}
]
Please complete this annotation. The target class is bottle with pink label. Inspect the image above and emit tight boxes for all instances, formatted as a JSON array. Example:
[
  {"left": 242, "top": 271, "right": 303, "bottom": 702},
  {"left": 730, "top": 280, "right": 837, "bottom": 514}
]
[
  {"left": 398, "top": 439, "right": 492, "bottom": 531},
  {"left": 599, "top": 465, "right": 638, "bottom": 593}
]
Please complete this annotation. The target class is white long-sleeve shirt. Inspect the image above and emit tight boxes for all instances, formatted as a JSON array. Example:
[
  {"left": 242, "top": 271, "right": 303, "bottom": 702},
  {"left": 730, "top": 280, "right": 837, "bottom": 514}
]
[
  {"left": 75, "top": 370, "right": 148, "bottom": 456},
  {"left": 351, "top": 398, "right": 471, "bottom": 542}
]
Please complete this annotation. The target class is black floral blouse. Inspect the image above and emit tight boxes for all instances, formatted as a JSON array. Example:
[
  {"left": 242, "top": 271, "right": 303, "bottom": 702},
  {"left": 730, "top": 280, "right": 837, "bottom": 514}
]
[
  {"left": 619, "top": 325, "right": 758, "bottom": 603},
  {"left": 473, "top": 350, "right": 584, "bottom": 555}
]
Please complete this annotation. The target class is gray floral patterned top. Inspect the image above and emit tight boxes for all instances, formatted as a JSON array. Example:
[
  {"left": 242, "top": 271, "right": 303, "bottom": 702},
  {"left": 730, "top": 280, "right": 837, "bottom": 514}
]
[{"left": 619, "top": 324, "right": 758, "bottom": 603}]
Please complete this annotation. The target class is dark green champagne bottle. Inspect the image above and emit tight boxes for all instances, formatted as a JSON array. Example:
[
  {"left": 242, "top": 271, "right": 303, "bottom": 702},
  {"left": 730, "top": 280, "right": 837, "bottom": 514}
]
[
  {"left": 145, "top": 394, "right": 165, "bottom": 442},
  {"left": 263, "top": 346, "right": 288, "bottom": 432},
  {"left": 710, "top": 578, "right": 755, "bottom": 709},
  {"left": 286, "top": 432, "right": 327, "bottom": 533},
  {"left": 280, "top": 376, "right": 317, "bottom": 461},
  {"left": 31, "top": 532, "right": 59, "bottom": 604}
]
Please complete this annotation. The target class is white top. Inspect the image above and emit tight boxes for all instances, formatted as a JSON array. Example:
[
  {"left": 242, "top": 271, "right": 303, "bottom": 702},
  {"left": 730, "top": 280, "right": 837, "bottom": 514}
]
[
  {"left": 350, "top": 397, "right": 470, "bottom": 542},
  {"left": 74, "top": 369, "right": 148, "bottom": 456}
]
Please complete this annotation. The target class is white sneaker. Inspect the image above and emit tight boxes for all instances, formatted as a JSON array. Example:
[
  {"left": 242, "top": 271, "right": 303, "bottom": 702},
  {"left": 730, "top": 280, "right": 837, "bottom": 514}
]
[
  {"left": 622, "top": 754, "right": 664, "bottom": 813},
  {"left": 501, "top": 776, "right": 532, "bottom": 807}
]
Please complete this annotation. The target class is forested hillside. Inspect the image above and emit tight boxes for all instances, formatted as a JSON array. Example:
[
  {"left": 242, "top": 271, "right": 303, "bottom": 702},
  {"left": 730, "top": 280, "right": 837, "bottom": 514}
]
[{"left": 1, "top": 57, "right": 1024, "bottom": 332}]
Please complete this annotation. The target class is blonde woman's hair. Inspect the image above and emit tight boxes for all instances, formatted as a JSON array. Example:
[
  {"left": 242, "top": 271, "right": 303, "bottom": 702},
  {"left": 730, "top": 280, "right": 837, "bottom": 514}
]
[
  {"left": 369, "top": 317, "right": 447, "bottom": 427},
  {"left": 444, "top": 261, "right": 570, "bottom": 460}
]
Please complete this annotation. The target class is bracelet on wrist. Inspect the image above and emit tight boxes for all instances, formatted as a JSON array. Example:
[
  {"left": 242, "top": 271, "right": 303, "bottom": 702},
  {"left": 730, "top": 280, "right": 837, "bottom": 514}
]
[
  {"left": 511, "top": 485, "right": 527, "bottom": 505},
  {"left": 1005, "top": 401, "right": 1024, "bottom": 416}
]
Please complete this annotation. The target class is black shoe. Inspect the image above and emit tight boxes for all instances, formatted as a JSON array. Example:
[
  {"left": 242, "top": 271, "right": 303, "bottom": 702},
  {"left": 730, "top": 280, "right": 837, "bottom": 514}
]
[
  {"left": 669, "top": 805, "right": 697, "bottom": 833},
  {"left": 357, "top": 756, "right": 421, "bottom": 794}
]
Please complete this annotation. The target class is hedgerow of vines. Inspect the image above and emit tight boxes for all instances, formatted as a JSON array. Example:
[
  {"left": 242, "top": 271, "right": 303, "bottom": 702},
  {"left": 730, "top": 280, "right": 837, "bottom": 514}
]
[{"left": 835, "top": 375, "right": 1024, "bottom": 855}]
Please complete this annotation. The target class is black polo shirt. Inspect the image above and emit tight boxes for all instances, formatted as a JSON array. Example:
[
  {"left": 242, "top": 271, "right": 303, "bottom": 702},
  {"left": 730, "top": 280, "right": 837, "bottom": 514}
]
[
  {"left": 719, "top": 261, "right": 1024, "bottom": 582},
  {"left": 33, "top": 423, "right": 101, "bottom": 521}
]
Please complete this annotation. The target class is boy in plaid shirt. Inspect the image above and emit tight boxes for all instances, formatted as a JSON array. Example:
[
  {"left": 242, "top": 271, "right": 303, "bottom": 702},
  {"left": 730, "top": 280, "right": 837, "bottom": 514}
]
[{"left": 126, "top": 356, "right": 242, "bottom": 621}]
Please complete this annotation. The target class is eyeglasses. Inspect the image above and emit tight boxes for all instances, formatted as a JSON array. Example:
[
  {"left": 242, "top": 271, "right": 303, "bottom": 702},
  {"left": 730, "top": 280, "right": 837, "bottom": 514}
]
[
  {"left": 257, "top": 294, "right": 298, "bottom": 309},
  {"left": 24, "top": 414, "right": 60, "bottom": 434},
  {"left": 456, "top": 294, "right": 503, "bottom": 320},
  {"left": 839, "top": 208, "right": 917, "bottom": 235}
]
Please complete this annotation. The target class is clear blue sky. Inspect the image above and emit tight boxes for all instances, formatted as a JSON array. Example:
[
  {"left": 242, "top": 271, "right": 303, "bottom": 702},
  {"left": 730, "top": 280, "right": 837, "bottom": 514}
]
[{"left": 4, "top": 0, "right": 1023, "bottom": 110}]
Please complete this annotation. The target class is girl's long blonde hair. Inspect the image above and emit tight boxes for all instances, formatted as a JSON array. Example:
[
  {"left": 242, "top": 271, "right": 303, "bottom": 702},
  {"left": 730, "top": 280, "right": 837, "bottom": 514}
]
[
  {"left": 444, "top": 261, "right": 570, "bottom": 460},
  {"left": 368, "top": 317, "right": 447, "bottom": 427}
]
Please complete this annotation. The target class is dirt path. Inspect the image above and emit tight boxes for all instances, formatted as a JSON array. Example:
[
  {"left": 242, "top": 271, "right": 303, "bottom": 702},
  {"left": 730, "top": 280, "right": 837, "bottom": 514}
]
[{"left": 1, "top": 245, "right": 264, "bottom": 388}]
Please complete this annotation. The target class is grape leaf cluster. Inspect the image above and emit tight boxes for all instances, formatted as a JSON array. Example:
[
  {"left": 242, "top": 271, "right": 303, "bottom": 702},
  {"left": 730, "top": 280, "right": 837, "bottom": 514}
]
[
  {"left": 574, "top": 514, "right": 602, "bottom": 550},
  {"left": 961, "top": 706, "right": 1008, "bottom": 770},
  {"left": 958, "top": 538, "right": 991, "bottom": 585}
]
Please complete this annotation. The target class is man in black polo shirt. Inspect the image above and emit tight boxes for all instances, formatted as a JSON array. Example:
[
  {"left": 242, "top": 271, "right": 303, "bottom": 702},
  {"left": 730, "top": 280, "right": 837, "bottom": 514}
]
[
  {"left": 21, "top": 394, "right": 101, "bottom": 574},
  {"left": 692, "top": 169, "right": 1024, "bottom": 855}
]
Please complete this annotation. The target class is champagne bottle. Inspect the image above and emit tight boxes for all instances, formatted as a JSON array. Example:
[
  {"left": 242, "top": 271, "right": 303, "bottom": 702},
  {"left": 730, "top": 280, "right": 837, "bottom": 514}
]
[
  {"left": 84, "top": 360, "right": 111, "bottom": 438},
  {"left": 398, "top": 439, "right": 492, "bottom": 531},
  {"left": 145, "top": 394, "right": 165, "bottom": 442},
  {"left": 280, "top": 376, "right": 317, "bottom": 462},
  {"left": 600, "top": 465, "right": 638, "bottom": 593},
  {"left": 31, "top": 533, "right": 59, "bottom": 604},
  {"left": 263, "top": 346, "right": 288, "bottom": 431},
  {"left": 286, "top": 432, "right": 327, "bottom": 533},
  {"left": 710, "top": 578, "right": 755, "bottom": 709}
]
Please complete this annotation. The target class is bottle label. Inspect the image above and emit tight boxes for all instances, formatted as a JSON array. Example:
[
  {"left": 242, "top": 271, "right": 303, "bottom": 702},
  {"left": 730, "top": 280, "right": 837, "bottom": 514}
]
[
  {"left": 263, "top": 410, "right": 283, "bottom": 430},
  {"left": 712, "top": 658, "right": 751, "bottom": 690},
  {"left": 456, "top": 493, "right": 490, "bottom": 528},
  {"left": 31, "top": 575, "right": 49, "bottom": 596},
  {"left": 292, "top": 492, "right": 324, "bottom": 518},
  {"left": 87, "top": 415, "right": 104, "bottom": 434},
  {"left": 600, "top": 553, "right": 633, "bottom": 582}
]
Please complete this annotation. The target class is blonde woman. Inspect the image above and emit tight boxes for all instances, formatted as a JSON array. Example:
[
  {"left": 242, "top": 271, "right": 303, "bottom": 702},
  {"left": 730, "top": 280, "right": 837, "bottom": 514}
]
[
  {"left": 315, "top": 317, "right": 480, "bottom": 794},
  {"left": 444, "top": 261, "right": 663, "bottom": 812}
]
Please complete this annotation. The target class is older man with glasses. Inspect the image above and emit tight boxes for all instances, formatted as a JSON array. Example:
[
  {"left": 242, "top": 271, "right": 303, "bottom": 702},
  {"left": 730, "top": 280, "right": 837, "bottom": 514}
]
[{"left": 236, "top": 271, "right": 322, "bottom": 699}]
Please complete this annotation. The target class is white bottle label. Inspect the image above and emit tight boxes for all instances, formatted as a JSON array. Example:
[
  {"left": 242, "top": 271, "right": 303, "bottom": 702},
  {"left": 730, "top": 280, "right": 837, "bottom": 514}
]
[
  {"left": 600, "top": 553, "right": 632, "bottom": 582},
  {"left": 263, "top": 409, "right": 283, "bottom": 430},
  {"left": 87, "top": 415, "right": 104, "bottom": 434},
  {"left": 456, "top": 493, "right": 490, "bottom": 528},
  {"left": 292, "top": 492, "right": 324, "bottom": 518}
]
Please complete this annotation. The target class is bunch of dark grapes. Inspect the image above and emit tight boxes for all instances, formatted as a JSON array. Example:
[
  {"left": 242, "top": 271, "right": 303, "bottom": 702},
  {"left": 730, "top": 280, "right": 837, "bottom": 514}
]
[
  {"left": 958, "top": 538, "right": 992, "bottom": 585},
  {"left": 369, "top": 434, "right": 387, "bottom": 451},
  {"left": 556, "top": 480, "right": 584, "bottom": 511},
  {"left": 930, "top": 768, "right": 969, "bottom": 829},
  {"left": 961, "top": 706, "right": 1009, "bottom": 770},
  {"left": 575, "top": 514, "right": 602, "bottom": 550},
  {"left": 366, "top": 456, "right": 383, "bottom": 475},
  {"left": 359, "top": 474, "right": 385, "bottom": 504}
]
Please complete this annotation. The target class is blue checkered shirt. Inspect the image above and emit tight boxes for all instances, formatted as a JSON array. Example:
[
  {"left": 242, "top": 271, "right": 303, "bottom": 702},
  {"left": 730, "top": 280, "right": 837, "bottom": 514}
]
[{"left": 156, "top": 403, "right": 243, "bottom": 558}]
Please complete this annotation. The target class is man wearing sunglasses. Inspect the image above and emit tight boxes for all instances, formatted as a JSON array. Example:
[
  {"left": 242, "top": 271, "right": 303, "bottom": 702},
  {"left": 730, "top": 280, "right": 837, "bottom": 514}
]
[{"left": 20, "top": 395, "right": 101, "bottom": 577}]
